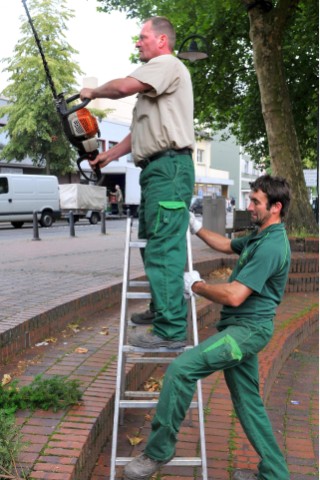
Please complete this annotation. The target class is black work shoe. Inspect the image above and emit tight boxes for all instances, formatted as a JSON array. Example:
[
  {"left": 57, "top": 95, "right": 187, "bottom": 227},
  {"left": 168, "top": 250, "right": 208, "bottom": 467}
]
[
  {"left": 232, "top": 469, "right": 258, "bottom": 480},
  {"left": 124, "top": 452, "right": 174, "bottom": 480},
  {"left": 131, "top": 309, "right": 155, "bottom": 325},
  {"left": 128, "top": 331, "right": 186, "bottom": 349}
]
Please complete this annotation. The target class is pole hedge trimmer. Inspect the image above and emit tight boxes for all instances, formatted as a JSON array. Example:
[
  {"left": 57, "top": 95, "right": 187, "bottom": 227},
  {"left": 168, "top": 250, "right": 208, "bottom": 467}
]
[{"left": 21, "top": 0, "right": 102, "bottom": 183}]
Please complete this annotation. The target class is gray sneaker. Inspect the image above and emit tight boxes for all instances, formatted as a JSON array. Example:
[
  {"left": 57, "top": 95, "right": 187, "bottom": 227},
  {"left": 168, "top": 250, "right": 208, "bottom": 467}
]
[
  {"left": 129, "top": 330, "right": 186, "bottom": 349},
  {"left": 232, "top": 469, "right": 258, "bottom": 480},
  {"left": 131, "top": 309, "right": 155, "bottom": 325},
  {"left": 124, "top": 452, "right": 173, "bottom": 480}
]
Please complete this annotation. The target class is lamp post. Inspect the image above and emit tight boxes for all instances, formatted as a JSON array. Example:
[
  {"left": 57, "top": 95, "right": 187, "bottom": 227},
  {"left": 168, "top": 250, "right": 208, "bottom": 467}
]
[{"left": 177, "top": 34, "right": 209, "bottom": 61}]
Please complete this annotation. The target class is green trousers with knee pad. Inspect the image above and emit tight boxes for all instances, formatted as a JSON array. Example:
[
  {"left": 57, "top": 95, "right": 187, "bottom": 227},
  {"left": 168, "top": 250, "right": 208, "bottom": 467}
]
[
  {"left": 138, "top": 153, "right": 194, "bottom": 341},
  {"left": 144, "top": 321, "right": 290, "bottom": 480}
]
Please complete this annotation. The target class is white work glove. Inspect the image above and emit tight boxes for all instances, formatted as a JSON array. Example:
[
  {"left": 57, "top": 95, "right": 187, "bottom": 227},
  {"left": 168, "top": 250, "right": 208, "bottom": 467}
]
[
  {"left": 189, "top": 212, "right": 202, "bottom": 235},
  {"left": 184, "top": 271, "right": 205, "bottom": 299}
]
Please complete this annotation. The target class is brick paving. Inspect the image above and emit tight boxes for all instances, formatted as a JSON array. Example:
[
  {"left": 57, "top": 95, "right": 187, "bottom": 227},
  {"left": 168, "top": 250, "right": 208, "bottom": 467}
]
[
  {"left": 0, "top": 220, "right": 318, "bottom": 479},
  {"left": 89, "top": 294, "right": 319, "bottom": 480},
  {"left": 0, "top": 291, "right": 317, "bottom": 480}
]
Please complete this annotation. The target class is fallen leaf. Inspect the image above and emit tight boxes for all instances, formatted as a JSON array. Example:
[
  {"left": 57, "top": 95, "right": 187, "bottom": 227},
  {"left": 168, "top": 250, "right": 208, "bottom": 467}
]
[
  {"left": 127, "top": 434, "right": 143, "bottom": 446},
  {"left": 210, "top": 267, "right": 232, "bottom": 279},
  {"left": 68, "top": 323, "right": 80, "bottom": 333},
  {"left": 74, "top": 347, "right": 88, "bottom": 354},
  {"left": 99, "top": 329, "right": 109, "bottom": 335},
  {"left": 1, "top": 374, "right": 12, "bottom": 386},
  {"left": 144, "top": 376, "right": 164, "bottom": 392},
  {"left": 44, "top": 337, "right": 57, "bottom": 343}
]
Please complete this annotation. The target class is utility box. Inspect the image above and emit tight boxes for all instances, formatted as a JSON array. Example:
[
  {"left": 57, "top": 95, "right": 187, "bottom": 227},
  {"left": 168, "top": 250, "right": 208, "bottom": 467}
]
[{"left": 203, "top": 196, "right": 226, "bottom": 235}]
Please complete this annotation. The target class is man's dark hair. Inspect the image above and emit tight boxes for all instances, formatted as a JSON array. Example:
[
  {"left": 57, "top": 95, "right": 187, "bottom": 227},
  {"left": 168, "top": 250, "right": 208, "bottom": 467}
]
[
  {"left": 146, "top": 16, "right": 176, "bottom": 50},
  {"left": 249, "top": 175, "right": 291, "bottom": 219}
]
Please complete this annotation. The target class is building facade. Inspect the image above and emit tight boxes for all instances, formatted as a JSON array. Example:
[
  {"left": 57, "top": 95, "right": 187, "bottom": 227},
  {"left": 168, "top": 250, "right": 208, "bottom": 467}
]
[{"left": 211, "top": 130, "right": 263, "bottom": 210}]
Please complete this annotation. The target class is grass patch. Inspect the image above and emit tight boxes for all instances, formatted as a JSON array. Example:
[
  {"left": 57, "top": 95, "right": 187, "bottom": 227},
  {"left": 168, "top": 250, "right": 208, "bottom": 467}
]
[{"left": 0, "top": 374, "right": 82, "bottom": 414}]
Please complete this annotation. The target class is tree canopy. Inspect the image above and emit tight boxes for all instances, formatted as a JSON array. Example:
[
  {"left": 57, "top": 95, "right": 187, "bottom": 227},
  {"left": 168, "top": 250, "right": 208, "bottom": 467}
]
[
  {"left": 97, "top": 0, "right": 318, "bottom": 233},
  {"left": 97, "top": 0, "right": 318, "bottom": 168},
  {"left": 0, "top": 0, "right": 84, "bottom": 174}
]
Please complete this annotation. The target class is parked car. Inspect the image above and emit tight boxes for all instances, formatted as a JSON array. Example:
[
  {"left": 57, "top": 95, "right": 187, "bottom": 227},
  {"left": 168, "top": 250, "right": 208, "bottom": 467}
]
[{"left": 189, "top": 196, "right": 203, "bottom": 215}]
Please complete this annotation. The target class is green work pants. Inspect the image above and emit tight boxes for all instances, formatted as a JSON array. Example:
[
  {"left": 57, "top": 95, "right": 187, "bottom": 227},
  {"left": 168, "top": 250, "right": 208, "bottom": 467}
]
[
  {"left": 144, "top": 321, "right": 290, "bottom": 480},
  {"left": 138, "top": 153, "right": 195, "bottom": 340}
]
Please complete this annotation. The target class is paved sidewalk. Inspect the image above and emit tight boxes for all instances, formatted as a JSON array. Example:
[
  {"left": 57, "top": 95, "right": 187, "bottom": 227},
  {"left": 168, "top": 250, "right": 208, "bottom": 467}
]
[{"left": 0, "top": 219, "right": 223, "bottom": 332}]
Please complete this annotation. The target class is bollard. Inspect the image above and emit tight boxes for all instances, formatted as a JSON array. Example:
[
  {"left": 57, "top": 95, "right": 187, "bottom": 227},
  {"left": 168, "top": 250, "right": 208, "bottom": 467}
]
[
  {"left": 101, "top": 209, "right": 106, "bottom": 235},
  {"left": 69, "top": 211, "right": 75, "bottom": 237},
  {"left": 32, "top": 211, "right": 41, "bottom": 241}
]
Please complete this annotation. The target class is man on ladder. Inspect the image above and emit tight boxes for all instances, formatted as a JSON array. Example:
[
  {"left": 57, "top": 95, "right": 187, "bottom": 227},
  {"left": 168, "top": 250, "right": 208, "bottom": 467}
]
[
  {"left": 80, "top": 16, "right": 195, "bottom": 349},
  {"left": 124, "top": 175, "right": 291, "bottom": 480}
]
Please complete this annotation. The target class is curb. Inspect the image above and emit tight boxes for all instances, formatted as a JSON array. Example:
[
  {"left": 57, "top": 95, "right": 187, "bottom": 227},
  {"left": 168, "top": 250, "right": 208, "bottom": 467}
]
[{"left": 1, "top": 252, "right": 318, "bottom": 366}]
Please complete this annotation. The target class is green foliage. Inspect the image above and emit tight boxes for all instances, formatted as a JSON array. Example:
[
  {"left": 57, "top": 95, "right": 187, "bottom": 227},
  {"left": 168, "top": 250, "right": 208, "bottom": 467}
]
[
  {"left": 96, "top": 0, "right": 318, "bottom": 168},
  {"left": 0, "top": 410, "right": 27, "bottom": 478},
  {"left": 89, "top": 107, "right": 114, "bottom": 122},
  {"left": 0, "top": 0, "right": 84, "bottom": 175},
  {"left": 0, "top": 375, "right": 82, "bottom": 413}
]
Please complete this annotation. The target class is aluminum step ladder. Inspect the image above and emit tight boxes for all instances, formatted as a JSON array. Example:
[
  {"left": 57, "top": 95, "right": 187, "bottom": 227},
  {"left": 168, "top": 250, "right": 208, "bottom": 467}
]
[{"left": 110, "top": 217, "right": 207, "bottom": 480}]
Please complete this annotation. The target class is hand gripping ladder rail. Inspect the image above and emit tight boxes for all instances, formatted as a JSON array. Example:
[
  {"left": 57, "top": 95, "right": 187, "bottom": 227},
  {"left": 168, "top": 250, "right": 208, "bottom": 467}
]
[{"left": 110, "top": 217, "right": 207, "bottom": 479}]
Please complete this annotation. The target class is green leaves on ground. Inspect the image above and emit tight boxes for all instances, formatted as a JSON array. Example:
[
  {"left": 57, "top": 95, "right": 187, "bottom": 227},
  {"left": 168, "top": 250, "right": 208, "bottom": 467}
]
[{"left": 0, "top": 374, "right": 82, "bottom": 413}]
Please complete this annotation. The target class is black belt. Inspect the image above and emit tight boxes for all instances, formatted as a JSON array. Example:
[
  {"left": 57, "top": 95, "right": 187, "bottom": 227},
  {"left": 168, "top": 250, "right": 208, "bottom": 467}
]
[{"left": 138, "top": 148, "right": 192, "bottom": 170}]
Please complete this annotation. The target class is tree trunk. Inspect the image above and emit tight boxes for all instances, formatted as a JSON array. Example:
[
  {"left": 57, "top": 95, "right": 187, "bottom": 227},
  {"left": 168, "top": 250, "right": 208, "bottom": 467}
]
[{"left": 246, "top": 1, "right": 317, "bottom": 234}]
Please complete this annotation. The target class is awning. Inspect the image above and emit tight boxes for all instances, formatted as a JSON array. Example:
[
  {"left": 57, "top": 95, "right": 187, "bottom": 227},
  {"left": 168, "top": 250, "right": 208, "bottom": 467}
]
[{"left": 196, "top": 176, "right": 234, "bottom": 186}]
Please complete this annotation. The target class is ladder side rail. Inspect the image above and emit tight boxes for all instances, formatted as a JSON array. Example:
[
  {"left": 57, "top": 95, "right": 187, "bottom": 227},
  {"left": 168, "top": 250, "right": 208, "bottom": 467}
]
[
  {"left": 187, "top": 229, "right": 208, "bottom": 480},
  {"left": 110, "top": 217, "right": 133, "bottom": 480}
]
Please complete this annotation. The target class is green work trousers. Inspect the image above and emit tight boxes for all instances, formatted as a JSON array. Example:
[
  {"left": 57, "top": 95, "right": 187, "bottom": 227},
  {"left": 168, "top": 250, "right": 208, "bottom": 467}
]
[
  {"left": 144, "top": 321, "right": 290, "bottom": 480},
  {"left": 138, "top": 153, "right": 195, "bottom": 341}
]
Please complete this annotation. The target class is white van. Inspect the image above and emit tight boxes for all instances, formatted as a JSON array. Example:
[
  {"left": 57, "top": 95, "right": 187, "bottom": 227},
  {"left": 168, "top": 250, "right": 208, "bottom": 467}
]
[{"left": 0, "top": 174, "right": 60, "bottom": 228}]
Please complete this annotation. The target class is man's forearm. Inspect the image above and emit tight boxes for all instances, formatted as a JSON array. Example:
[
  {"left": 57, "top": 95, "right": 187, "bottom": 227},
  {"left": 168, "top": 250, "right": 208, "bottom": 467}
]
[
  {"left": 109, "top": 134, "right": 132, "bottom": 159},
  {"left": 192, "top": 280, "right": 252, "bottom": 307},
  {"left": 197, "top": 228, "right": 233, "bottom": 254},
  {"left": 89, "top": 79, "right": 131, "bottom": 99},
  {"left": 80, "top": 77, "right": 150, "bottom": 101}
]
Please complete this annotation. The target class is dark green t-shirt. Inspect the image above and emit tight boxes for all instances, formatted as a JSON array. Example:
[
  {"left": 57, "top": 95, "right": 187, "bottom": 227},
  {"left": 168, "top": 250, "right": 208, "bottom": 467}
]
[{"left": 219, "top": 223, "right": 291, "bottom": 326}]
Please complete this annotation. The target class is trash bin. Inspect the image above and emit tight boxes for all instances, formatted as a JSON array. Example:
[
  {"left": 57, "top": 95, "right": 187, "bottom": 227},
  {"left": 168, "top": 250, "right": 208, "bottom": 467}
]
[{"left": 203, "top": 196, "right": 226, "bottom": 235}]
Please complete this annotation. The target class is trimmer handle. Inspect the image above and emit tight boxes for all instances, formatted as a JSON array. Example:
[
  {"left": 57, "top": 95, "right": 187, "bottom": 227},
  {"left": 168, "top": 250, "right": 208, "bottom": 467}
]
[
  {"left": 56, "top": 93, "right": 91, "bottom": 117},
  {"left": 77, "top": 153, "right": 104, "bottom": 185}
]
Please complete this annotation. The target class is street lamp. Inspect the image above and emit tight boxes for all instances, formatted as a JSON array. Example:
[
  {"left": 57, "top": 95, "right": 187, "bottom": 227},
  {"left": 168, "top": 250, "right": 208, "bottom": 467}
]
[{"left": 177, "top": 34, "right": 209, "bottom": 61}]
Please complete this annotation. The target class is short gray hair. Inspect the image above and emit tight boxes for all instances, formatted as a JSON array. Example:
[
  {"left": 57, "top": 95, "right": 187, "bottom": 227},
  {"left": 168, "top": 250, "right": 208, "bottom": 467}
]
[{"left": 145, "top": 16, "right": 176, "bottom": 50}]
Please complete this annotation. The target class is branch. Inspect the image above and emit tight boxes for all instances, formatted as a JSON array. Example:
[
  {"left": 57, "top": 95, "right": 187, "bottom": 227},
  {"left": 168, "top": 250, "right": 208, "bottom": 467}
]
[{"left": 272, "top": 0, "right": 301, "bottom": 35}]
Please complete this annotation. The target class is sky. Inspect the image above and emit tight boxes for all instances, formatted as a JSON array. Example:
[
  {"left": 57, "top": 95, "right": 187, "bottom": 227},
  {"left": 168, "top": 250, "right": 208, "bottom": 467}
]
[{"left": 1, "top": 0, "right": 139, "bottom": 90}]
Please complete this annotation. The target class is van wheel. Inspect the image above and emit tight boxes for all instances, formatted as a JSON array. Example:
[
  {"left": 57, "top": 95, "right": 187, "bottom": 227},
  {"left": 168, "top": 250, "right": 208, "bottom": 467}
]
[
  {"left": 40, "top": 211, "right": 53, "bottom": 227},
  {"left": 11, "top": 221, "right": 24, "bottom": 228},
  {"left": 89, "top": 212, "right": 100, "bottom": 224}
]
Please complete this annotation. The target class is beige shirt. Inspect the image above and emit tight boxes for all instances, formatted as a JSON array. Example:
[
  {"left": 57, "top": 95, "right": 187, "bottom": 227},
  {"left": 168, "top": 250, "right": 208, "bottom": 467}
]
[{"left": 128, "top": 54, "right": 195, "bottom": 165}]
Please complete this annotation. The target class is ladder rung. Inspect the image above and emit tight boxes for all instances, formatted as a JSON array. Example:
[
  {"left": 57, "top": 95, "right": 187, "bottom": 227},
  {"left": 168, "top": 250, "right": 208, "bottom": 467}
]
[
  {"left": 126, "top": 356, "right": 176, "bottom": 364},
  {"left": 115, "top": 457, "right": 202, "bottom": 466},
  {"left": 126, "top": 292, "right": 151, "bottom": 299},
  {"left": 129, "top": 280, "right": 150, "bottom": 288},
  {"left": 125, "top": 391, "right": 160, "bottom": 398},
  {"left": 119, "top": 399, "right": 198, "bottom": 409},
  {"left": 123, "top": 345, "right": 188, "bottom": 354},
  {"left": 129, "top": 240, "right": 147, "bottom": 248}
]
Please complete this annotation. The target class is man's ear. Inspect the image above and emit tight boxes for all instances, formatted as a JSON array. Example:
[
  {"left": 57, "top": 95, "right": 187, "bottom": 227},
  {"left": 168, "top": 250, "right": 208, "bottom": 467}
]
[
  {"left": 158, "top": 34, "right": 167, "bottom": 47},
  {"left": 272, "top": 201, "right": 282, "bottom": 215}
]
